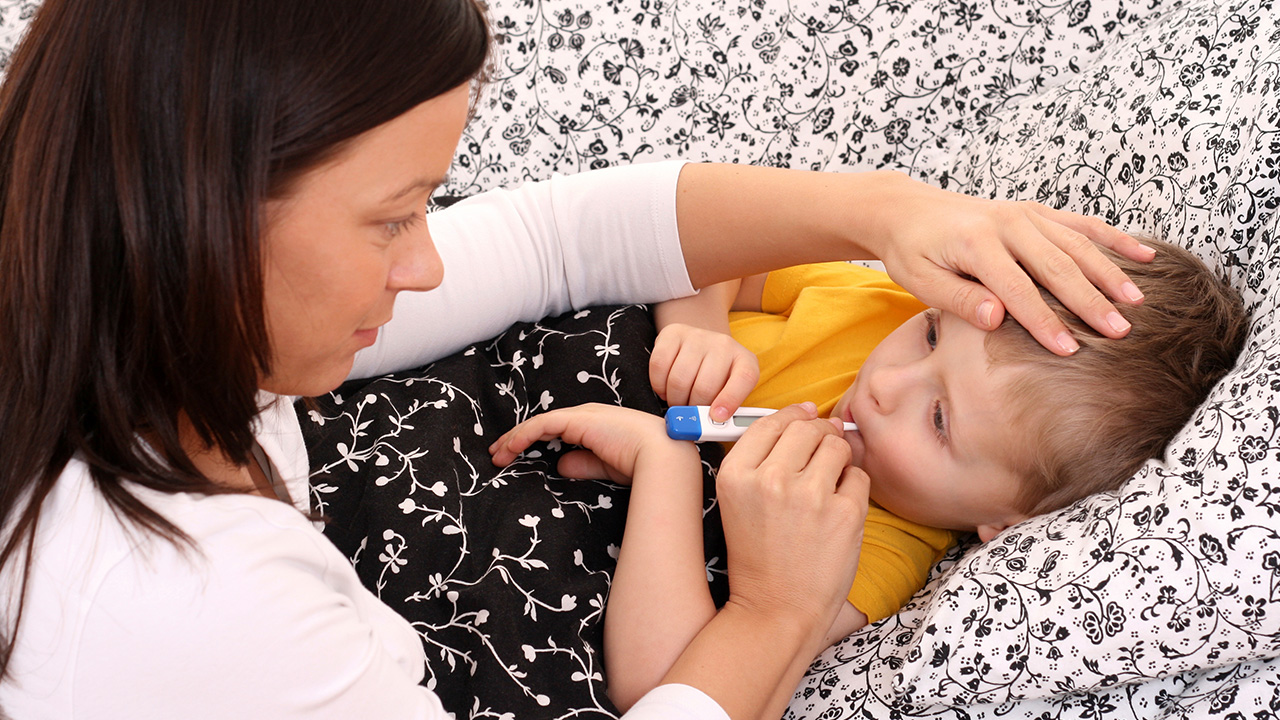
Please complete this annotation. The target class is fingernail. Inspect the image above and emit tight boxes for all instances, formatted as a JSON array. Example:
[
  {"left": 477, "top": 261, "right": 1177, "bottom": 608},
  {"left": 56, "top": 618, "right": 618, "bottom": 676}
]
[
  {"left": 977, "top": 300, "right": 995, "bottom": 328},
  {"left": 1107, "top": 311, "right": 1131, "bottom": 334},
  {"left": 1121, "top": 281, "right": 1144, "bottom": 302},
  {"left": 1057, "top": 332, "right": 1079, "bottom": 354},
  {"left": 800, "top": 401, "right": 817, "bottom": 415},
  {"left": 1138, "top": 242, "right": 1156, "bottom": 256},
  {"left": 711, "top": 406, "right": 729, "bottom": 422}
]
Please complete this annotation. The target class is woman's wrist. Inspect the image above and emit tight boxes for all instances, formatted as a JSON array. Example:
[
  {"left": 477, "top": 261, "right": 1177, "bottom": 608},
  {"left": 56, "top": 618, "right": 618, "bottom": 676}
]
[{"left": 661, "top": 599, "right": 822, "bottom": 719}]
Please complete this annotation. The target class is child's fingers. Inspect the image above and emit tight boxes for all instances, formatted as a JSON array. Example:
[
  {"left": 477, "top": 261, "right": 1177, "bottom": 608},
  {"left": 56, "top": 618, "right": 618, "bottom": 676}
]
[
  {"left": 488, "top": 410, "right": 578, "bottom": 465},
  {"left": 557, "top": 449, "right": 631, "bottom": 485},
  {"left": 648, "top": 336, "right": 679, "bottom": 401},
  {"left": 688, "top": 354, "right": 734, "bottom": 407},
  {"left": 663, "top": 347, "right": 704, "bottom": 407},
  {"left": 708, "top": 354, "right": 760, "bottom": 423}
]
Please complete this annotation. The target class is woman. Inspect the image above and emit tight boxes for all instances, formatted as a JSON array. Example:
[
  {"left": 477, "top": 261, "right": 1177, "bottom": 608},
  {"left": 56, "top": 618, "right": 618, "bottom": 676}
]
[{"left": 0, "top": 0, "right": 1150, "bottom": 718}]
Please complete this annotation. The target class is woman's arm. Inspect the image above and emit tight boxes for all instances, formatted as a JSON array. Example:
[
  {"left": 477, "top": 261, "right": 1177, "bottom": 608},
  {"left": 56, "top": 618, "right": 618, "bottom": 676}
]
[
  {"left": 356, "top": 159, "right": 1149, "bottom": 378},
  {"left": 353, "top": 162, "right": 692, "bottom": 378},
  {"left": 673, "top": 163, "right": 1152, "bottom": 356}
]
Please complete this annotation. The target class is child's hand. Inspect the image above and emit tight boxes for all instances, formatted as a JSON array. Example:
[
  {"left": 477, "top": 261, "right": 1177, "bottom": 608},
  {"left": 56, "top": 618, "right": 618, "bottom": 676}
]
[
  {"left": 488, "top": 403, "right": 699, "bottom": 485},
  {"left": 650, "top": 323, "right": 760, "bottom": 423}
]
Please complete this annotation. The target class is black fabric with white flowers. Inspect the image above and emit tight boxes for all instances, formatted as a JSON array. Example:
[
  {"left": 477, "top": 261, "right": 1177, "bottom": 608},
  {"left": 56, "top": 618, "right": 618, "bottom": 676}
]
[{"left": 301, "top": 306, "right": 728, "bottom": 718}]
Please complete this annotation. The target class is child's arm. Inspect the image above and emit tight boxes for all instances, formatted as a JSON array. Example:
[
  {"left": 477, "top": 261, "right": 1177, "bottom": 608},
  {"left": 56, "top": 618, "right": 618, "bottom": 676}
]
[
  {"left": 488, "top": 404, "right": 717, "bottom": 710},
  {"left": 650, "top": 274, "right": 768, "bottom": 421}
]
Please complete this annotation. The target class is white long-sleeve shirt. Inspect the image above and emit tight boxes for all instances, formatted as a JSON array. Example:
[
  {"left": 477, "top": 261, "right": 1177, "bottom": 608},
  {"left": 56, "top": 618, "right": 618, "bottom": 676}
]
[{"left": 1, "top": 161, "right": 729, "bottom": 720}]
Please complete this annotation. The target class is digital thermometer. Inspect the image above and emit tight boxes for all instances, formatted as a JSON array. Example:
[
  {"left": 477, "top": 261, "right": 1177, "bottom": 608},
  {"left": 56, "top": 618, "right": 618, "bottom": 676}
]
[{"left": 665, "top": 405, "right": 857, "bottom": 442}]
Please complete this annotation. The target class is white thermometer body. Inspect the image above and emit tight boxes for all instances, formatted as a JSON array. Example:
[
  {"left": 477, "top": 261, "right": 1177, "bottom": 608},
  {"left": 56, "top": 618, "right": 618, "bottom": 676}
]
[{"left": 665, "top": 405, "right": 856, "bottom": 442}]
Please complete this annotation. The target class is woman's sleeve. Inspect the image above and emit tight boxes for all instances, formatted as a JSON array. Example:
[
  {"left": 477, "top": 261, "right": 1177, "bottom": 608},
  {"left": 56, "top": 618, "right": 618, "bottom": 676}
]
[
  {"left": 622, "top": 684, "right": 731, "bottom": 719},
  {"left": 72, "top": 503, "right": 450, "bottom": 720},
  {"left": 350, "top": 161, "right": 694, "bottom": 378}
]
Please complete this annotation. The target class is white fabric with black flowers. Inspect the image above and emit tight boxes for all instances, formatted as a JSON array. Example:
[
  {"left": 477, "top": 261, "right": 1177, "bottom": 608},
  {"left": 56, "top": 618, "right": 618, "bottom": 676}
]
[{"left": 6, "top": 0, "right": 1279, "bottom": 715}]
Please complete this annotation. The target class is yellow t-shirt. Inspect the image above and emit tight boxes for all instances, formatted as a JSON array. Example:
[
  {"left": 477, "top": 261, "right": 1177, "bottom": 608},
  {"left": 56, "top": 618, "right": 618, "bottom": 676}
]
[{"left": 729, "top": 262, "right": 957, "bottom": 623}]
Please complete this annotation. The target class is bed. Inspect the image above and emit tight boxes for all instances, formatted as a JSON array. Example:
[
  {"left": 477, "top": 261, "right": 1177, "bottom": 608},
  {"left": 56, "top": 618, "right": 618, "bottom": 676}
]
[
  {"left": 3, "top": 0, "right": 1273, "bottom": 715},
  {"left": 298, "top": 0, "right": 1280, "bottom": 711},
  {"left": 299, "top": 0, "right": 1280, "bottom": 715}
]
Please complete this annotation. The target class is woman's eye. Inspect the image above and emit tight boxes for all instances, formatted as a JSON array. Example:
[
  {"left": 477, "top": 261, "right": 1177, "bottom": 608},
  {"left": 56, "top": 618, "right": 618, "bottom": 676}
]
[
  {"left": 924, "top": 312, "right": 938, "bottom": 349},
  {"left": 932, "top": 401, "right": 947, "bottom": 443},
  {"left": 385, "top": 212, "right": 424, "bottom": 238}
]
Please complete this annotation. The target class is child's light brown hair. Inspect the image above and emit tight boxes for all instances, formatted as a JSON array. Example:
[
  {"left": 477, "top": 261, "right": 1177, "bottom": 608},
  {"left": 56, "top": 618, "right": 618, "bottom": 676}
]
[{"left": 986, "top": 238, "right": 1248, "bottom": 516}]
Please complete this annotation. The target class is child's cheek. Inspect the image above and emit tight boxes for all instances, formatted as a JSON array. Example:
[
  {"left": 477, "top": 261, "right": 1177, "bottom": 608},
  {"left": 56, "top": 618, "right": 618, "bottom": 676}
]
[{"left": 843, "top": 430, "right": 867, "bottom": 468}]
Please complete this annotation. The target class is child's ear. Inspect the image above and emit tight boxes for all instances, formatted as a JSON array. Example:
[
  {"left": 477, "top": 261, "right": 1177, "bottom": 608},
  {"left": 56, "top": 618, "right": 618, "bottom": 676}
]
[{"left": 976, "top": 515, "right": 1029, "bottom": 543}]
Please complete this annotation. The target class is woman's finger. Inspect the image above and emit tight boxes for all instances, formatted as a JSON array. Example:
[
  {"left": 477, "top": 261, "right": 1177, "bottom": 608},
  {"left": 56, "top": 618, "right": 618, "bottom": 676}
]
[
  {"left": 720, "top": 403, "right": 819, "bottom": 469},
  {"left": 798, "top": 426, "right": 854, "bottom": 489},
  {"left": 953, "top": 240, "right": 1083, "bottom": 355},
  {"left": 762, "top": 417, "right": 846, "bottom": 475},
  {"left": 1028, "top": 202, "right": 1154, "bottom": 262}
]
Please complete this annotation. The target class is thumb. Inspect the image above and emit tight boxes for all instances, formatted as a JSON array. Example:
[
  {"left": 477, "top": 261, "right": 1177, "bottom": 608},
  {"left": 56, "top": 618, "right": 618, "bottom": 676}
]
[{"left": 836, "top": 465, "right": 871, "bottom": 501}]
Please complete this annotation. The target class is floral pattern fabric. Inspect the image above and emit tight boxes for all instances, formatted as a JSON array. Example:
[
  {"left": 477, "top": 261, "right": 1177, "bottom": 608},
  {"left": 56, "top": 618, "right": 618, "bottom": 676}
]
[{"left": 302, "top": 306, "right": 728, "bottom": 719}]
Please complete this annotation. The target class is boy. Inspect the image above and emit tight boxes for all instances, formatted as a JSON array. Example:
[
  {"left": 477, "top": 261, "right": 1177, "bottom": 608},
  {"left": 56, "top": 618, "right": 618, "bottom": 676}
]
[{"left": 489, "top": 239, "right": 1246, "bottom": 713}]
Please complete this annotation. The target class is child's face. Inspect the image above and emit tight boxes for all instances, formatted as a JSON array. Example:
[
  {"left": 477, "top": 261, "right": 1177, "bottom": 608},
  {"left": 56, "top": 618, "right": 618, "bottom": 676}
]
[{"left": 831, "top": 308, "right": 1031, "bottom": 542}]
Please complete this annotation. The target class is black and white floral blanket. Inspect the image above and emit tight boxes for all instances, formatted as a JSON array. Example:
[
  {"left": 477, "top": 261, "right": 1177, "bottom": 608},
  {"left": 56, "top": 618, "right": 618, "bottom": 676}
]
[{"left": 300, "top": 305, "right": 728, "bottom": 719}]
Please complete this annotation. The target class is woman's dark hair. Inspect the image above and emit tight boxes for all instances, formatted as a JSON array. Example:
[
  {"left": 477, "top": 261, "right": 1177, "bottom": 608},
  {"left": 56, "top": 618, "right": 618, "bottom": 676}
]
[{"left": 0, "top": 0, "right": 489, "bottom": 678}]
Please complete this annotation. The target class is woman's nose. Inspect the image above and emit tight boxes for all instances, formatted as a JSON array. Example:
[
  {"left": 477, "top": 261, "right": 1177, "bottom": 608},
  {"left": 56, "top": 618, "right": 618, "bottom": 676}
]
[{"left": 388, "top": 224, "right": 445, "bottom": 292}]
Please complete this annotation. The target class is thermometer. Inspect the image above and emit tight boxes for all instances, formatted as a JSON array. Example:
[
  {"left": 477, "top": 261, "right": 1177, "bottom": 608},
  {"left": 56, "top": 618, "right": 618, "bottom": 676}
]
[{"left": 665, "top": 405, "right": 857, "bottom": 442}]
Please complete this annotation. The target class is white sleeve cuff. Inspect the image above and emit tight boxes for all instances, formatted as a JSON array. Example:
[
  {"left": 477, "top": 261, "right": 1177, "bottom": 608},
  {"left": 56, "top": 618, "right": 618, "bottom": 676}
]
[{"left": 622, "top": 684, "right": 730, "bottom": 720}]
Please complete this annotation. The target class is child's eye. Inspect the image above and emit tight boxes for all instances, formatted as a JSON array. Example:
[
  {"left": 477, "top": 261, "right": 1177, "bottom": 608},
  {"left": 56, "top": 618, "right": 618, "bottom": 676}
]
[
  {"left": 932, "top": 400, "right": 948, "bottom": 444},
  {"left": 384, "top": 211, "right": 424, "bottom": 238},
  {"left": 924, "top": 311, "right": 939, "bottom": 349}
]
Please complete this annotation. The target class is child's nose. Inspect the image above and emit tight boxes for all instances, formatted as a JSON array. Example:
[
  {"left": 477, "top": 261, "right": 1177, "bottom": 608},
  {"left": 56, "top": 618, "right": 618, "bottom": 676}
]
[
  {"left": 388, "top": 227, "right": 445, "bottom": 292},
  {"left": 866, "top": 362, "right": 914, "bottom": 414}
]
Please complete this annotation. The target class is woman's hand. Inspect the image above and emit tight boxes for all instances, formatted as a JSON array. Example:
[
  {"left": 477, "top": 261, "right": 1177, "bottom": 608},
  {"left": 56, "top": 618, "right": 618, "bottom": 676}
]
[
  {"left": 488, "top": 403, "right": 697, "bottom": 485},
  {"left": 650, "top": 323, "right": 760, "bottom": 421},
  {"left": 715, "top": 403, "right": 868, "bottom": 646},
  {"left": 674, "top": 163, "right": 1154, "bottom": 358},
  {"left": 864, "top": 174, "right": 1154, "bottom": 355},
  {"left": 659, "top": 402, "right": 870, "bottom": 719}
]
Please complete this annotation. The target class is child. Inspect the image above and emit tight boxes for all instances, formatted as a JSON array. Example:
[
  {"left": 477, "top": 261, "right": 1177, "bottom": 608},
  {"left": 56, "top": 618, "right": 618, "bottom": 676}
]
[{"left": 489, "top": 238, "right": 1247, "bottom": 714}]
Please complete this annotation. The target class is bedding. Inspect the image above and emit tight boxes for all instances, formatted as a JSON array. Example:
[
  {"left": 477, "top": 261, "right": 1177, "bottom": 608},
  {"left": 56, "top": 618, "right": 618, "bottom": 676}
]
[
  {"left": 303, "top": 305, "right": 729, "bottom": 717},
  {"left": 4, "top": 0, "right": 1277, "bottom": 715},
  {"left": 424, "top": 0, "right": 1280, "bottom": 715}
]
